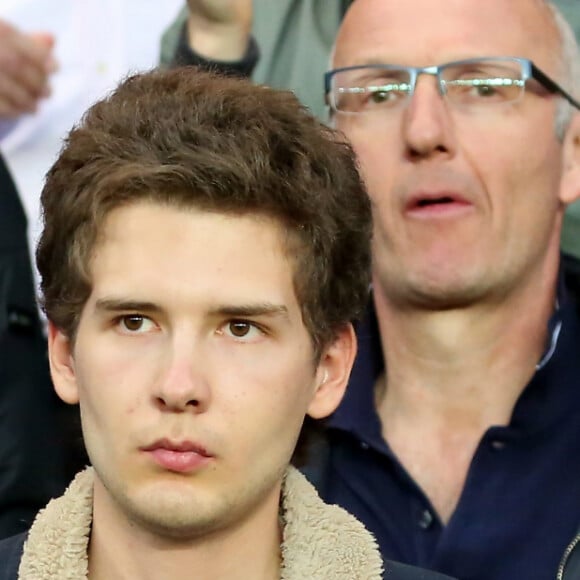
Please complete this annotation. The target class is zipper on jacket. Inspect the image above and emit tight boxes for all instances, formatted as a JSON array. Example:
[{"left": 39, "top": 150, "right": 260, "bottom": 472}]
[{"left": 558, "top": 533, "right": 580, "bottom": 580}]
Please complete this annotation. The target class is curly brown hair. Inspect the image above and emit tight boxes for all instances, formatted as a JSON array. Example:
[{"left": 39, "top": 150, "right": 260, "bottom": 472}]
[{"left": 37, "top": 67, "right": 372, "bottom": 358}]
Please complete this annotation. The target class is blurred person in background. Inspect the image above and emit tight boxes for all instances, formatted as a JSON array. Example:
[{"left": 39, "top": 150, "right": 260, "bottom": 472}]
[
  {"left": 0, "top": 19, "right": 69, "bottom": 539},
  {"left": 0, "top": 0, "right": 182, "bottom": 538}
]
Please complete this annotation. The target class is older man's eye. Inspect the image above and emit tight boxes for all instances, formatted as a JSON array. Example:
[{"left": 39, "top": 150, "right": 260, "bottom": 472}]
[
  {"left": 366, "top": 83, "right": 409, "bottom": 106},
  {"left": 370, "top": 89, "right": 392, "bottom": 103},
  {"left": 474, "top": 83, "right": 499, "bottom": 97}
]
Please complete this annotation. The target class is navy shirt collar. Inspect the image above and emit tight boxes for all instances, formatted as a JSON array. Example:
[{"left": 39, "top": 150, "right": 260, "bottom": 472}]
[{"left": 329, "top": 266, "right": 577, "bottom": 441}]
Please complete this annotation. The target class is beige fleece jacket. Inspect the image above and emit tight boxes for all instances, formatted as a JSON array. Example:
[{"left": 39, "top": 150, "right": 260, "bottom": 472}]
[{"left": 18, "top": 466, "right": 383, "bottom": 579}]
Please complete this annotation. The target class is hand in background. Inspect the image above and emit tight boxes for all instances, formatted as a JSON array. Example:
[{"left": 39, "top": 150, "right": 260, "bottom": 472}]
[
  {"left": 185, "top": 0, "right": 252, "bottom": 61},
  {"left": 0, "top": 19, "right": 57, "bottom": 120}
]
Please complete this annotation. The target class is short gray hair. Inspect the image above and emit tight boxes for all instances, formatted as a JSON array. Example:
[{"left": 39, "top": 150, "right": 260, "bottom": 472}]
[{"left": 547, "top": 2, "right": 580, "bottom": 139}]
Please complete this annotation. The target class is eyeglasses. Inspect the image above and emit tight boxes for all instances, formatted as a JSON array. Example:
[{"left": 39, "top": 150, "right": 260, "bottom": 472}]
[{"left": 324, "top": 57, "right": 580, "bottom": 114}]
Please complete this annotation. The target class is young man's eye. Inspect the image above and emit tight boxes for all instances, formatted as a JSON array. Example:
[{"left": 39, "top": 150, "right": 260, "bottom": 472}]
[
  {"left": 116, "top": 315, "right": 156, "bottom": 333},
  {"left": 221, "top": 320, "right": 264, "bottom": 340}
]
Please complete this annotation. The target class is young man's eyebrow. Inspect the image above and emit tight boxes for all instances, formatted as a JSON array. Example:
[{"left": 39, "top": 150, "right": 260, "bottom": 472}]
[
  {"left": 93, "top": 299, "right": 290, "bottom": 319},
  {"left": 209, "top": 303, "right": 290, "bottom": 319},
  {"left": 93, "top": 298, "right": 163, "bottom": 314}
]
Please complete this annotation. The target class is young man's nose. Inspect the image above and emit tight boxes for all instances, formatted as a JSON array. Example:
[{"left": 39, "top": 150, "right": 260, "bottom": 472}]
[{"left": 153, "top": 346, "right": 212, "bottom": 413}]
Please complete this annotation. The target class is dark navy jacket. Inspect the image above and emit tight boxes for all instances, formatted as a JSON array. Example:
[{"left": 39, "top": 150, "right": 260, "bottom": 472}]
[
  {"left": 560, "top": 531, "right": 580, "bottom": 579},
  {"left": 303, "top": 262, "right": 580, "bottom": 580},
  {"left": 0, "top": 154, "right": 83, "bottom": 539},
  {"left": 0, "top": 531, "right": 455, "bottom": 580},
  {"left": 0, "top": 533, "right": 24, "bottom": 577}
]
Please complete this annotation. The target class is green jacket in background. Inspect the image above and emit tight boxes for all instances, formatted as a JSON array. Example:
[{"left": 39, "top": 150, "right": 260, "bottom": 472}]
[
  {"left": 160, "top": 0, "right": 580, "bottom": 259},
  {"left": 160, "top": 0, "right": 346, "bottom": 119}
]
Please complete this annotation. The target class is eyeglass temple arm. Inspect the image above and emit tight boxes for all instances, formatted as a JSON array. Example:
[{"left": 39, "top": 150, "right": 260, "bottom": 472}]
[
  {"left": 324, "top": 71, "right": 333, "bottom": 99},
  {"left": 531, "top": 63, "right": 580, "bottom": 110}
]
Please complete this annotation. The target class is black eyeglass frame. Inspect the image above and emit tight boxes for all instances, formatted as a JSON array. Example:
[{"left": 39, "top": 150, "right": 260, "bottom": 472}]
[{"left": 324, "top": 56, "right": 580, "bottom": 112}]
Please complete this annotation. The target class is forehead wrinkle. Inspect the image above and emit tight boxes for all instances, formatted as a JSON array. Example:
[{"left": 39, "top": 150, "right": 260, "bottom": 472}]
[{"left": 335, "top": 0, "right": 563, "bottom": 74}]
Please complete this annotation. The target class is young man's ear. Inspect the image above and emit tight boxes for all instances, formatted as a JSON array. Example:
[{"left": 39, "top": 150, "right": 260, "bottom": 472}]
[
  {"left": 47, "top": 321, "right": 80, "bottom": 405},
  {"left": 307, "top": 324, "right": 357, "bottom": 420},
  {"left": 560, "top": 111, "right": 580, "bottom": 206}
]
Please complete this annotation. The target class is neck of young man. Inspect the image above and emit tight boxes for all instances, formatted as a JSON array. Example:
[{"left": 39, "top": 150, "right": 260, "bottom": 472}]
[
  {"left": 372, "top": 254, "right": 559, "bottom": 523},
  {"left": 87, "top": 479, "right": 282, "bottom": 580}
]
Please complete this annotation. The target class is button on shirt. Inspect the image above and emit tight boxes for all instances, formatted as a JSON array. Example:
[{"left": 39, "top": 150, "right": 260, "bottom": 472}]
[{"left": 320, "top": 274, "right": 580, "bottom": 580}]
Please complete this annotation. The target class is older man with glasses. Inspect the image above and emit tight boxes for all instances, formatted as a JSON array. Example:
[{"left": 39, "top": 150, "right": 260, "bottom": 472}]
[{"left": 315, "top": 2, "right": 580, "bottom": 580}]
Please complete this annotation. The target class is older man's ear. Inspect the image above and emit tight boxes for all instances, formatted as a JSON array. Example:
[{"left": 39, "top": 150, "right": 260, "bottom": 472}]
[{"left": 560, "top": 112, "right": 580, "bottom": 206}]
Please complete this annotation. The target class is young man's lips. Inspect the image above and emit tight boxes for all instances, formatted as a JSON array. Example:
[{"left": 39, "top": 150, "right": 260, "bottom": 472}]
[{"left": 141, "top": 439, "right": 214, "bottom": 473}]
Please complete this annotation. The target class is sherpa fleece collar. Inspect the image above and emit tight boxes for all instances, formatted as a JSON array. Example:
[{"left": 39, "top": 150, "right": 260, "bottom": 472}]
[{"left": 19, "top": 466, "right": 383, "bottom": 579}]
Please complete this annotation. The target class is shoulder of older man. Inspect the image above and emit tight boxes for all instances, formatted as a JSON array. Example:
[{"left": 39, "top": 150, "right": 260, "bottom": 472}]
[
  {"left": 0, "top": 532, "right": 25, "bottom": 579},
  {"left": 385, "top": 559, "right": 457, "bottom": 580}
]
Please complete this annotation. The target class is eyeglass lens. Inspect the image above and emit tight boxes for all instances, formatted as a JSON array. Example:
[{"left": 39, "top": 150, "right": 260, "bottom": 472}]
[{"left": 332, "top": 59, "right": 526, "bottom": 113}]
